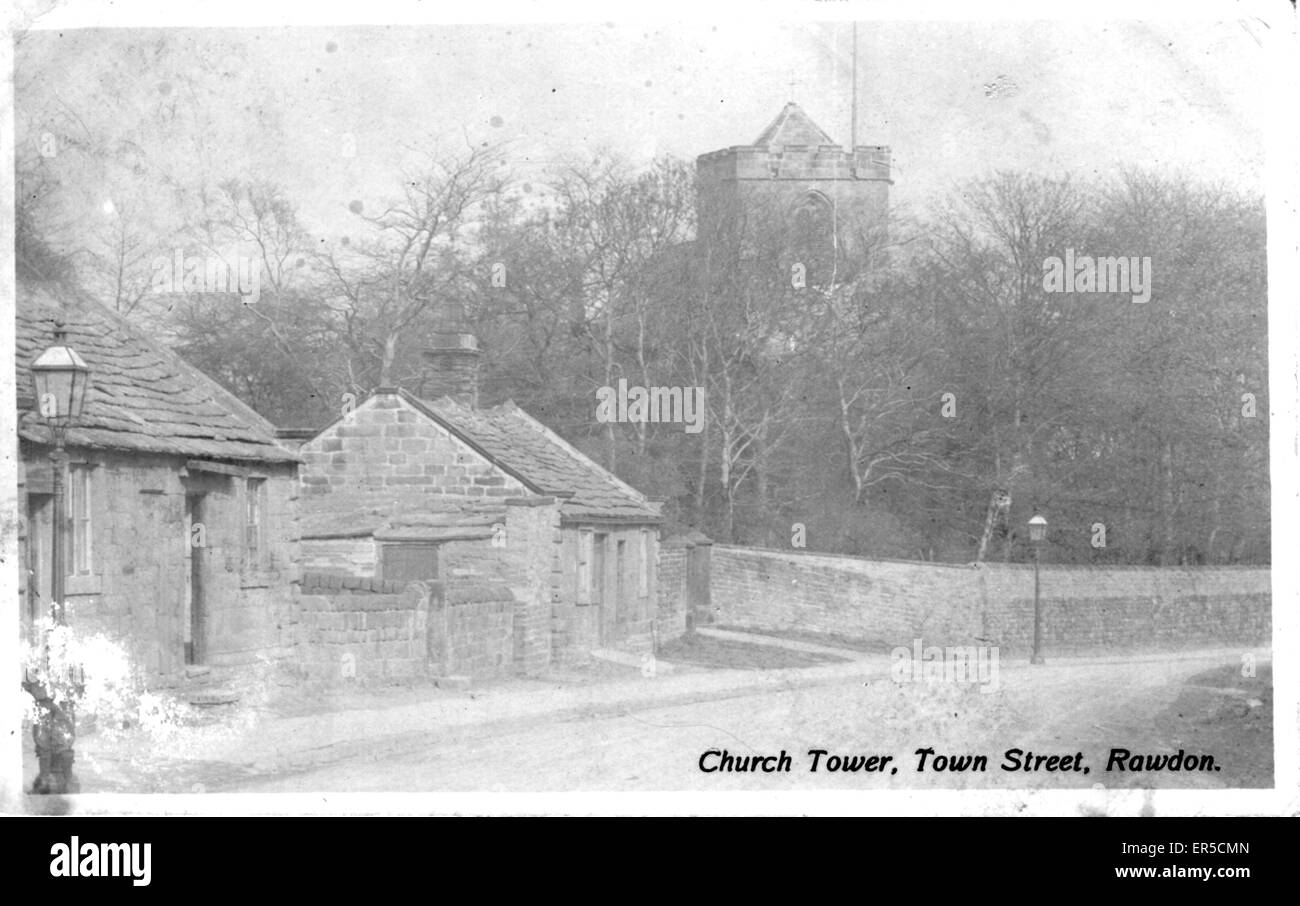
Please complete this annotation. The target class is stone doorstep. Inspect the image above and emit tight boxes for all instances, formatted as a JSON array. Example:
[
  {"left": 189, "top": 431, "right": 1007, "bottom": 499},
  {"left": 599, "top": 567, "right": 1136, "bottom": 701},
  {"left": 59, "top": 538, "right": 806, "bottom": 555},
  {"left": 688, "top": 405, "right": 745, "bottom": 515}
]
[
  {"left": 186, "top": 688, "right": 241, "bottom": 707},
  {"left": 179, "top": 663, "right": 245, "bottom": 706},
  {"left": 433, "top": 675, "right": 472, "bottom": 691},
  {"left": 589, "top": 648, "right": 673, "bottom": 674}
]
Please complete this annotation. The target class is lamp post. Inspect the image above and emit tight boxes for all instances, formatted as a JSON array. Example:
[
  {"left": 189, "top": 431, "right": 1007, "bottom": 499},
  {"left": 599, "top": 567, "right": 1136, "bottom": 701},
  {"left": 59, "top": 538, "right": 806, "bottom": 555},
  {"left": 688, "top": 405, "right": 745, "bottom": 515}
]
[
  {"left": 32, "top": 324, "right": 90, "bottom": 621},
  {"left": 1028, "top": 514, "right": 1047, "bottom": 665},
  {"left": 28, "top": 321, "right": 90, "bottom": 794}
]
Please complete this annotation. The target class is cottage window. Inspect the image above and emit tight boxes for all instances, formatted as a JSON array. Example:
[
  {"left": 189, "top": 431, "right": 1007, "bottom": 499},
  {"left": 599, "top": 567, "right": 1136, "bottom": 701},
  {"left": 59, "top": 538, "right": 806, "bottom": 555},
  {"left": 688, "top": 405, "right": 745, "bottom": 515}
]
[
  {"left": 245, "top": 478, "right": 266, "bottom": 565},
  {"left": 638, "top": 528, "right": 651, "bottom": 598},
  {"left": 68, "top": 464, "right": 93, "bottom": 576},
  {"left": 576, "top": 529, "right": 594, "bottom": 605}
]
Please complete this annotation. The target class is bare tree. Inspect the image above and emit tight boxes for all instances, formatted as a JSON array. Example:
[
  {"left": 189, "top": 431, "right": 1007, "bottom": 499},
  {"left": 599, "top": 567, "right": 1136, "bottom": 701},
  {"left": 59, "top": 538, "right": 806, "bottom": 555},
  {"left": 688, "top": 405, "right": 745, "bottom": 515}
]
[{"left": 320, "top": 143, "right": 508, "bottom": 387}]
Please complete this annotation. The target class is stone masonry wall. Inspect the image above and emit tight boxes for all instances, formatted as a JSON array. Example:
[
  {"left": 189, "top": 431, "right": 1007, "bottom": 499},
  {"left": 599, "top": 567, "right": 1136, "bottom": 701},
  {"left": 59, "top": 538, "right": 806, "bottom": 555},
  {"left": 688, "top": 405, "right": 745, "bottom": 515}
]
[
  {"left": 502, "top": 499, "right": 562, "bottom": 674},
  {"left": 300, "top": 537, "right": 376, "bottom": 578},
  {"left": 298, "top": 392, "right": 529, "bottom": 501},
  {"left": 298, "top": 569, "right": 526, "bottom": 684},
  {"left": 708, "top": 545, "right": 1271, "bottom": 656},
  {"left": 427, "top": 581, "right": 517, "bottom": 678},
  {"left": 19, "top": 447, "right": 299, "bottom": 685},
  {"left": 298, "top": 573, "right": 430, "bottom": 685},
  {"left": 435, "top": 498, "right": 561, "bottom": 675},
  {"left": 696, "top": 144, "right": 891, "bottom": 252},
  {"left": 656, "top": 541, "right": 688, "bottom": 643}
]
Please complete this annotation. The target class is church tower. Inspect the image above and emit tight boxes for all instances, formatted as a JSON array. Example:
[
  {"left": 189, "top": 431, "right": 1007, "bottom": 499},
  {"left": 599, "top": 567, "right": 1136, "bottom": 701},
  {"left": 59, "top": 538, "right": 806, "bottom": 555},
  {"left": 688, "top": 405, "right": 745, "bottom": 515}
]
[{"left": 695, "top": 102, "right": 891, "bottom": 270}]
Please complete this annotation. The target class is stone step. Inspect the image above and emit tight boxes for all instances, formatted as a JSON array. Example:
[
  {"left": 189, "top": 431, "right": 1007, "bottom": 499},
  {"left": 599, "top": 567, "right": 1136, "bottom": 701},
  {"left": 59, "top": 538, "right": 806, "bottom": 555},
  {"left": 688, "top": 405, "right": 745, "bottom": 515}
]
[
  {"left": 590, "top": 648, "right": 674, "bottom": 675},
  {"left": 185, "top": 688, "right": 241, "bottom": 707},
  {"left": 433, "top": 675, "right": 472, "bottom": 691}
]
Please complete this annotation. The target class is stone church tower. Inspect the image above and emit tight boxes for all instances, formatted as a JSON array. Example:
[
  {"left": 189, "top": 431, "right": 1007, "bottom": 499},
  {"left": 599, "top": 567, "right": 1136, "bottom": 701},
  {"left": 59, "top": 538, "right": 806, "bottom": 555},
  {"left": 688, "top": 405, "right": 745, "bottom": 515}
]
[{"left": 696, "top": 102, "right": 891, "bottom": 270}]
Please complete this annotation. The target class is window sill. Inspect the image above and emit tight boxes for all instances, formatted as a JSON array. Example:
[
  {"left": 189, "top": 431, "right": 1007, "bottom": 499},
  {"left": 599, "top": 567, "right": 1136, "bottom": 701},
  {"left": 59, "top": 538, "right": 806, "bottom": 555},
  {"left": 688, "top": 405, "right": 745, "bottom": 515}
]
[
  {"left": 65, "top": 574, "right": 102, "bottom": 596},
  {"left": 240, "top": 570, "right": 275, "bottom": 589}
]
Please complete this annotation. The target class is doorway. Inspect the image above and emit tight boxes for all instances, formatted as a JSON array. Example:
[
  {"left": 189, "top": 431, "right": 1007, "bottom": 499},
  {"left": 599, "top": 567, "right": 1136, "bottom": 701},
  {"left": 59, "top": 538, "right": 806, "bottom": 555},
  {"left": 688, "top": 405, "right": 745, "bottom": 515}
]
[
  {"left": 592, "top": 532, "right": 608, "bottom": 644},
  {"left": 26, "top": 493, "right": 53, "bottom": 625},
  {"left": 184, "top": 493, "right": 207, "bottom": 665}
]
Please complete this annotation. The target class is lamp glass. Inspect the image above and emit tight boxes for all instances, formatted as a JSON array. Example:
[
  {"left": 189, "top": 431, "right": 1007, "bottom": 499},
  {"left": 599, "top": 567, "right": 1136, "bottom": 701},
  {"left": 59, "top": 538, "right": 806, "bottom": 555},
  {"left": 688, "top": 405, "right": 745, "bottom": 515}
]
[
  {"left": 31, "top": 345, "right": 90, "bottom": 423},
  {"left": 1028, "top": 515, "right": 1047, "bottom": 543}
]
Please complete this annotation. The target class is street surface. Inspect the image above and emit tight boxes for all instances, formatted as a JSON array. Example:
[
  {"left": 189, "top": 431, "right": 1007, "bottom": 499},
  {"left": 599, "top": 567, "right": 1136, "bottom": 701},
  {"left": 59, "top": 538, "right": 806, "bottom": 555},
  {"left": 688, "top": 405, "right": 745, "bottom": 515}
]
[{"left": 226, "top": 651, "right": 1266, "bottom": 793}]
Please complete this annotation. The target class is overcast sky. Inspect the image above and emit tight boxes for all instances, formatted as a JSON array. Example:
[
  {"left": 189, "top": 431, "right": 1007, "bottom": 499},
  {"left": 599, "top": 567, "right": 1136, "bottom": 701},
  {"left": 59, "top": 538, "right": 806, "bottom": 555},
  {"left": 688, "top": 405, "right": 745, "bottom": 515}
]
[{"left": 17, "top": 13, "right": 1269, "bottom": 238}]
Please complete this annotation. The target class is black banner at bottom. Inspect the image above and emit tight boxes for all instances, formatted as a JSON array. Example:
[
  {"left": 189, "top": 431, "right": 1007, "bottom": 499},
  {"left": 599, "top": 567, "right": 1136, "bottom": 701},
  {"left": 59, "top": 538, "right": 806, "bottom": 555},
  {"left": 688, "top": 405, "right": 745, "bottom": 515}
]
[{"left": 0, "top": 815, "right": 1284, "bottom": 892}]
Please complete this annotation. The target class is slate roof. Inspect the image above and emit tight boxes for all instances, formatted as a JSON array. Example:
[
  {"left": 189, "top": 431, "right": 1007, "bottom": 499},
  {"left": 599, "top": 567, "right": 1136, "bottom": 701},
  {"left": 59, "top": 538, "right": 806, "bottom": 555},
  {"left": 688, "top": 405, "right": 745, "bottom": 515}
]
[
  {"left": 752, "top": 102, "right": 837, "bottom": 148},
  {"left": 403, "top": 391, "right": 662, "bottom": 524},
  {"left": 16, "top": 283, "right": 298, "bottom": 464}
]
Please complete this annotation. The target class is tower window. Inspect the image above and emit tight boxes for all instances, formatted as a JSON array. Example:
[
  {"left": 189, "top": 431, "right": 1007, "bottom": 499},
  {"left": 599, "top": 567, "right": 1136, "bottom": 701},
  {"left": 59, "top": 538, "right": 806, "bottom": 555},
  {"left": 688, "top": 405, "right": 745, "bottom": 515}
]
[{"left": 793, "top": 193, "right": 836, "bottom": 285}]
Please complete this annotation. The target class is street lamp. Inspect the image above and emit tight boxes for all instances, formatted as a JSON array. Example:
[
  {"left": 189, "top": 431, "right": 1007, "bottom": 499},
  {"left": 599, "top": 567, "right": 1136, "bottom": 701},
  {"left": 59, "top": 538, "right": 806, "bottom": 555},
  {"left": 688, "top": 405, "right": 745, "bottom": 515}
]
[
  {"left": 28, "top": 321, "right": 90, "bottom": 794},
  {"left": 1028, "top": 514, "right": 1048, "bottom": 665},
  {"left": 31, "top": 323, "right": 90, "bottom": 622}
]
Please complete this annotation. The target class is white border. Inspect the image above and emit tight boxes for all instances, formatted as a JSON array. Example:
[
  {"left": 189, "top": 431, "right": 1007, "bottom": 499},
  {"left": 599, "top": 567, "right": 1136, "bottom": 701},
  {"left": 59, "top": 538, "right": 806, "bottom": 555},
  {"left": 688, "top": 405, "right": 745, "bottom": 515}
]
[{"left": 2, "top": 0, "right": 1296, "bottom": 817}]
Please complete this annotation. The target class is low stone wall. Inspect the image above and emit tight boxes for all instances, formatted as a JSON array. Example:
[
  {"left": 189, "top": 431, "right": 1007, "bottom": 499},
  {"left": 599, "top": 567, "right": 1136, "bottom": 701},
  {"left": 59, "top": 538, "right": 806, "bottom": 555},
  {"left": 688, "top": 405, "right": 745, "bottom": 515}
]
[
  {"left": 427, "top": 581, "right": 518, "bottom": 678},
  {"left": 298, "top": 573, "right": 431, "bottom": 684},
  {"left": 298, "top": 571, "right": 525, "bottom": 684},
  {"left": 707, "top": 545, "right": 1271, "bottom": 656}
]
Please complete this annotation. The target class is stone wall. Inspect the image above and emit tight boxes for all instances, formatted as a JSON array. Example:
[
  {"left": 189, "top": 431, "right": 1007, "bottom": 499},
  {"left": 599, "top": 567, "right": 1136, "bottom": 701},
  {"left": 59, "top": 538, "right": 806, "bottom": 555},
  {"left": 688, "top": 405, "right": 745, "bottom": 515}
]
[
  {"left": 298, "top": 569, "right": 528, "bottom": 685},
  {"left": 501, "top": 499, "right": 562, "bottom": 675},
  {"left": 656, "top": 532, "right": 713, "bottom": 644},
  {"left": 18, "top": 447, "right": 299, "bottom": 685},
  {"left": 656, "top": 541, "right": 689, "bottom": 643},
  {"left": 696, "top": 143, "right": 891, "bottom": 253},
  {"left": 707, "top": 545, "right": 1271, "bottom": 656},
  {"left": 436, "top": 498, "right": 562, "bottom": 675},
  {"left": 428, "top": 581, "right": 517, "bottom": 678},
  {"left": 300, "top": 537, "right": 376, "bottom": 578},
  {"left": 298, "top": 392, "right": 529, "bottom": 500},
  {"left": 298, "top": 573, "right": 430, "bottom": 684}
]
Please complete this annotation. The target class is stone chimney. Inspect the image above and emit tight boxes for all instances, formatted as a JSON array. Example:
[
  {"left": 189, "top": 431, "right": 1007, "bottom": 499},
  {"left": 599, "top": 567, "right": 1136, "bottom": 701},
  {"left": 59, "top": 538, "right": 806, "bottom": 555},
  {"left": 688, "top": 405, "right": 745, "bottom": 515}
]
[{"left": 422, "top": 332, "right": 481, "bottom": 407}]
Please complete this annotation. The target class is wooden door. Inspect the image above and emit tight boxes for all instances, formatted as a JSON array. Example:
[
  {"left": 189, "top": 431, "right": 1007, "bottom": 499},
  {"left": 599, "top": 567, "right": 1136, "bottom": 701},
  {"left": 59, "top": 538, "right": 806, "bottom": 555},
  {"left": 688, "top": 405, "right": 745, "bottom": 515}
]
[
  {"left": 615, "top": 539, "right": 627, "bottom": 637},
  {"left": 185, "top": 494, "right": 206, "bottom": 665},
  {"left": 26, "top": 494, "right": 53, "bottom": 624},
  {"left": 593, "top": 533, "right": 608, "bottom": 644}
]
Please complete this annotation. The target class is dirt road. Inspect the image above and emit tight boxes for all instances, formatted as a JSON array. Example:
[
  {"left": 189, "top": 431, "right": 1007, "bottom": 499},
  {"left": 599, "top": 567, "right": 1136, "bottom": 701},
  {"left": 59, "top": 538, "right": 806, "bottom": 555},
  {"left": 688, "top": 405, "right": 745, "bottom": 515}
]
[{"left": 226, "top": 650, "right": 1269, "bottom": 793}]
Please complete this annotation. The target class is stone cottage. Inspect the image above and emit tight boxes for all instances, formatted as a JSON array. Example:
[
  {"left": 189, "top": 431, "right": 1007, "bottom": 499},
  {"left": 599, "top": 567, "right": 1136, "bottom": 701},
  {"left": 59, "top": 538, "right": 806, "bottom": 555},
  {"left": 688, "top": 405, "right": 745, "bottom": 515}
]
[
  {"left": 16, "top": 284, "right": 301, "bottom": 684},
  {"left": 294, "top": 333, "right": 668, "bottom": 678}
]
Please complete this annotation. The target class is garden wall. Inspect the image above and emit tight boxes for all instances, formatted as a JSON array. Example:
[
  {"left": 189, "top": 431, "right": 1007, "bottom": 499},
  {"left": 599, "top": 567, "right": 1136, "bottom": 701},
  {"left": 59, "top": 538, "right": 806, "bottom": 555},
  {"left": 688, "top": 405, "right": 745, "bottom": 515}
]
[
  {"left": 705, "top": 545, "right": 1271, "bottom": 655},
  {"left": 297, "top": 571, "right": 522, "bottom": 684}
]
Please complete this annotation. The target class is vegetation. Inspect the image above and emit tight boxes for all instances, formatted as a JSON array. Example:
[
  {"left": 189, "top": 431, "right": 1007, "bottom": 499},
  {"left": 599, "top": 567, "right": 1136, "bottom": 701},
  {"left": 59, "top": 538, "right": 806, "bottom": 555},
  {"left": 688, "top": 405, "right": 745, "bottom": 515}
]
[{"left": 16, "top": 34, "right": 1268, "bottom": 566}]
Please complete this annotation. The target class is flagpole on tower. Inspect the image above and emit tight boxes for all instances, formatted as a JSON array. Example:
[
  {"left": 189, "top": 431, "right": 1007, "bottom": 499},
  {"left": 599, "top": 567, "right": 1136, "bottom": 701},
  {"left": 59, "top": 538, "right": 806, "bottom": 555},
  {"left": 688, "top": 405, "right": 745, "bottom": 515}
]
[{"left": 851, "top": 21, "right": 858, "bottom": 148}]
